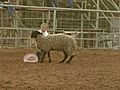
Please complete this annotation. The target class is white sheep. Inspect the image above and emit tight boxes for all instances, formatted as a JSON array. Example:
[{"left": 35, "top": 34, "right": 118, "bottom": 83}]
[{"left": 31, "top": 31, "right": 76, "bottom": 63}]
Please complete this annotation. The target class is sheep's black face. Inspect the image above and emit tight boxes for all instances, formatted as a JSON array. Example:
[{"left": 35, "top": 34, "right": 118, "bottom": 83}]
[{"left": 31, "top": 31, "right": 41, "bottom": 38}]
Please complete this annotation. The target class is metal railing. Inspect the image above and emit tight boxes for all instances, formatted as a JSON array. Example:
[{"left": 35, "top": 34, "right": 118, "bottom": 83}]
[{"left": 0, "top": 4, "right": 120, "bottom": 49}]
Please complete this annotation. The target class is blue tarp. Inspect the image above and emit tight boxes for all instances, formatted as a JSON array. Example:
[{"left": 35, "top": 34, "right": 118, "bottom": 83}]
[
  {"left": 67, "top": 0, "right": 73, "bottom": 8},
  {"left": 51, "top": 0, "right": 58, "bottom": 7},
  {"left": 7, "top": 2, "right": 16, "bottom": 16},
  {"left": 50, "top": 0, "right": 73, "bottom": 8},
  {"left": 0, "top": 2, "right": 16, "bottom": 17}
]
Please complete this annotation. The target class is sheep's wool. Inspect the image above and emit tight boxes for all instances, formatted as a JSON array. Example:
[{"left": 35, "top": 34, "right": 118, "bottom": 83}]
[{"left": 36, "top": 34, "right": 76, "bottom": 56}]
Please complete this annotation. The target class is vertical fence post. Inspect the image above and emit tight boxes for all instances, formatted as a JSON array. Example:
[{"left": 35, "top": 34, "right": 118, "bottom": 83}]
[
  {"left": 53, "top": 9, "right": 57, "bottom": 33},
  {"left": 47, "top": 10, "right": 51, "bottom": 24},
  {"left": 95, "top": 0, "right": 99, "bottom": 48},
  {"left": 80, "top": 12, "right": 83, "bottom": 48}
]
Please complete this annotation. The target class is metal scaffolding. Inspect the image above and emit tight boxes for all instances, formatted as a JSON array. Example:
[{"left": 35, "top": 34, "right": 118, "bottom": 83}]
[{"left": 0, "top": 0, "right": 120, "bottom": 49}]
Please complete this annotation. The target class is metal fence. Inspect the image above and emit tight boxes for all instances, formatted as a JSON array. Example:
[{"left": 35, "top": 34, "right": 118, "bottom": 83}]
[{"left": 0, "top": 4, "right": 120, "bottom": 49}]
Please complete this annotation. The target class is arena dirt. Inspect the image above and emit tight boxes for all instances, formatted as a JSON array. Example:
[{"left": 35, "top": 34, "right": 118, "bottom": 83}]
[{"left": 0, "top": 48, "right": 120, "bottom": 90}]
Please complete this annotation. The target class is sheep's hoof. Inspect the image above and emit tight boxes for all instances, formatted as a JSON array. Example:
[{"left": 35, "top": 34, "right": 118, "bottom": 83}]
[
  {"left": 48, "top": 60, "right": 52, "bottom": 63},
  {"left": 40, "top": 61, "right": 44, "bottom": 63},
  {"left": 38, "top": 59, "right": 41, "bottom": 62},
  {"left": 59, "top": 61, "right": 64, "bottom": 63},
  {"left": 49, "top": 61, "right": 52, "bottom": 63},
  {"left": 66, "top": 61, "right": 71, "bottom": 64}
]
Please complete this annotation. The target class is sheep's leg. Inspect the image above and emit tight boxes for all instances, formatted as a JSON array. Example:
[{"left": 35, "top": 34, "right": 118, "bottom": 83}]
[
  {"left": 59, "top": 51, "right": 68, "bottom": 63},
  {"left": 66, "top": 55, "right": 74, "bottom": 63},
  {"left": 40, "top": 51, "right": 46, "bottom": 63},
  {"left": 48, "top": 51, "right": 52, "bottom": 63},
  {"left": 36, "top": 51, "right": 41, "bottom": 62}
]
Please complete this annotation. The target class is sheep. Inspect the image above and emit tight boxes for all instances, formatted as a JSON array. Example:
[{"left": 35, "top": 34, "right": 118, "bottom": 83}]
[{"left": 31, "top": 30, "right": 76, "bottom": 63}]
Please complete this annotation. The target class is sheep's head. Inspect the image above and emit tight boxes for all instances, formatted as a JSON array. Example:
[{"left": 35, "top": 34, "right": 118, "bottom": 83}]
[{"left": 31, "top": 31, "right": 42, "bottom": 38}]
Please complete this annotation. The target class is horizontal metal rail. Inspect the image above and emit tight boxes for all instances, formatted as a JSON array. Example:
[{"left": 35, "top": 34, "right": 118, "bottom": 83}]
[{"left": 0, "top": 4, "right": 120, "bottom": 13}]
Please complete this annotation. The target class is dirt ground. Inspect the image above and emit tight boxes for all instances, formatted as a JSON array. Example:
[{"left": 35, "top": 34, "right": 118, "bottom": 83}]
[{"left": 0, "top": 48, "right": 120, "bottom": 90}]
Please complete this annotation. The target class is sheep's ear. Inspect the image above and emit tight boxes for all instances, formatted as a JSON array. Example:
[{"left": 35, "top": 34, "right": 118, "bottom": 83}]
[
  {"left": 38, "top": 31, "right": 42, "bottom": 35},
  {"left": 31, "top": 31, "right": 40, "bottom": 38}
]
